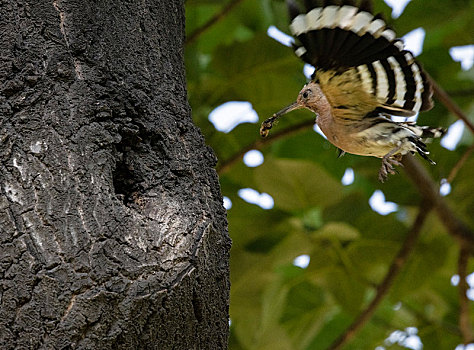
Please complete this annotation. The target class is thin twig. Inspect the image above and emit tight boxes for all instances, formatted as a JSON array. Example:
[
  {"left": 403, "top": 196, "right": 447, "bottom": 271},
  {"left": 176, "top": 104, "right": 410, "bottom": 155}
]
[
  {"left": 458, "top": 247, "right": 473, "bottom": 344},
  {"left": 327, "top": 202, "right": 432, "bottom": 350},
  {"left": 401, "top": 303, "right": 461, "bottom": 337},
  {"left": 216, "top": 119, "right": 315, "bottom": 175},
  {"left": 402, "top": 155, "right": 474, "bottom": 251},
  {"left": 428, "top": 75, "right": 474, "bottom": 134},
  {"left": 186, "top": 0, "right": 245, "bottom": 45},
  {"left": 447, "top": 144, "right": 474, "bottom": 184},
  {"left": 446, "top": 88, "right": 474, "bottom": 98}
]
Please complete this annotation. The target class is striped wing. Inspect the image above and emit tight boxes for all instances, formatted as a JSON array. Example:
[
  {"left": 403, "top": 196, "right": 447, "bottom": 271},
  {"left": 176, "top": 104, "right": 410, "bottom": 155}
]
[{"left": 288, "top": 0, "right": 433, "bottom": 117}]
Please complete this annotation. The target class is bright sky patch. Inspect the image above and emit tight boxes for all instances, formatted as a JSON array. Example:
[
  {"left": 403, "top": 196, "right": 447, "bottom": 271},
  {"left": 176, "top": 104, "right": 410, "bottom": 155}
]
[
  {"left": 293, "top": 254, "right": 310, "bottom": 268},
  {"left": 450, "top": 45, "right": 474, "bottom": 70},
  {"left": 223, "top": 196, "right": 232, "bottom": 210},
  {"left": 243, "top": 150, "right": 264, "bottom": 167},
  {"left": 384, "top": 0, "right": 412, "bottom": 18},
  {"left": 238, "top": 188, "right": 274, "bottom": 209},
  {"left": 209, "top": 101, "right": 259, "bottom": 133},
  {"left": 441, "top": 120, "right": 465, "bottom": 151},
  {"left": 402, "top": 27, "right": 425, "bottom": 57},
  {"left": 267, "top": 25, "right": 294, "bottom": 47},
  {"left": 341, "top": 168, "right": 355, "bottom": 186},
  {"left": 369, "top": 190, "right": 398, "bottom": 215}
]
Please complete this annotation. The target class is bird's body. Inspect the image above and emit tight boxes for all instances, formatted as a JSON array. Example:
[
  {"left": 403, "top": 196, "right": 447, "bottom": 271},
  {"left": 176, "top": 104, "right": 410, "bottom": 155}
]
[{"left": 260, "top": 0, "right": 445, "bottom": 181}]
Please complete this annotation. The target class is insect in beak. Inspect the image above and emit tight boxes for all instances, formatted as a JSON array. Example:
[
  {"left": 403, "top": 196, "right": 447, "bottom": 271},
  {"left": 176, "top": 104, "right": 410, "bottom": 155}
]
[{"left": 260, "top": 101, "right": 302, "bottom": 137}]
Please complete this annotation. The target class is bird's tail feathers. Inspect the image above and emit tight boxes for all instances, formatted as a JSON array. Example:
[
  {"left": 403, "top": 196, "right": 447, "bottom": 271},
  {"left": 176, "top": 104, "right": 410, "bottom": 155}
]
[
  {"left": 408, "top": 136, "right": 436, "bottom": 165},
  {"left": 403, "top": 123, "right": 446, "bottom": 140}
]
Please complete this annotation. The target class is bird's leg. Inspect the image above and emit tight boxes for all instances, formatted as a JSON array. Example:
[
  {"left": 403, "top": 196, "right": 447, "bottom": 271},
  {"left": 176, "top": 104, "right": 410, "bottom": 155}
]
[{"left": 378, "top": 145, "right": 404, "bottom": 182}]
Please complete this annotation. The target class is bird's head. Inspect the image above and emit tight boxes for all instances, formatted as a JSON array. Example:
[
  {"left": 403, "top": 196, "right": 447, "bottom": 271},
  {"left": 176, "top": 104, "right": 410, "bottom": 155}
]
[
  {"left": 273, "top": 81, "right": 325, "bottom": 118},
  {"left": 297, "top": 81, "right": 325, "bottom": 109},
  {"left": 260, "top": 81, "right": 327, "bottom": 137}
]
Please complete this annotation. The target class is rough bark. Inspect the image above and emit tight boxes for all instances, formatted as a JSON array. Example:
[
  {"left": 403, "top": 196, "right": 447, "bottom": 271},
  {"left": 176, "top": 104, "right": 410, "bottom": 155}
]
[{"left": 0, "top": 0, "right": 230, "bottom": 349}]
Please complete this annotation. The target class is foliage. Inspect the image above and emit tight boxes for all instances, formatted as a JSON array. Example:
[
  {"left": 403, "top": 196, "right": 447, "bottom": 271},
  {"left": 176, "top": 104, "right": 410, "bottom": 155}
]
[{"left": 185, "top": 0, "right": 474, "bottom": 349}]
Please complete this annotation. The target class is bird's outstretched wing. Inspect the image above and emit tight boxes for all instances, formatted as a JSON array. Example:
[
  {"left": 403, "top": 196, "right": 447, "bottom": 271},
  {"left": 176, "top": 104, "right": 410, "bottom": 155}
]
[{"left": 287, "top": 0, "right": 433, "bottom": 118}]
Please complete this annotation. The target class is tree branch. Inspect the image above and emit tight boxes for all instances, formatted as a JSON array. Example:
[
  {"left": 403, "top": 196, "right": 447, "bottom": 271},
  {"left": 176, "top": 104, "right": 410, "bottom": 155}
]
[
  {"left": 327, "top": 202, "right": 432, "bottom": 350},
  {"left": 428, "top": 75, "right": 474, "bottom": 134},
  {"left": 216, "top": 119, "right": 315, "bottom": 175},
  {"left": 401, "top": 155, "right": 474, "bottom": 251},
  {"left": 186, "top": 0, "right": 245, "bottom": 45},
  {"left": 447, "top": 144, "right": 474, "bottom": 184},
  {"left": 446, "top": 88, "right": 474, "bottom": 98},
  {"left": 458, "top": 247, "right": 473, "bottom": 344}
]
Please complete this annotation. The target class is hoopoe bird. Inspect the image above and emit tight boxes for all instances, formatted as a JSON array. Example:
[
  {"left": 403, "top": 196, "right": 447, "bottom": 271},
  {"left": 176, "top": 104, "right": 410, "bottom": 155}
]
[{"left": 260, "top": 0, "right": 445, "bottom": 182}]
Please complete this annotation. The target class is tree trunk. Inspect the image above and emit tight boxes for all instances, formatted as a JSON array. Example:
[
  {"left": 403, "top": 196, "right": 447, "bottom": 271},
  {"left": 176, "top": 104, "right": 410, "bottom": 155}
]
[{"left": 0, "top": 1, "right": 230, "bottom": 349}]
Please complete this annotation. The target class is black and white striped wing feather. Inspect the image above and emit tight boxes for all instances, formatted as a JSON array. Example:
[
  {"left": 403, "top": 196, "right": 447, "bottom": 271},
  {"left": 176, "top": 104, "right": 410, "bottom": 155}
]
[{"left": 288, "top": 0, "right": 433, "bottom": 117}]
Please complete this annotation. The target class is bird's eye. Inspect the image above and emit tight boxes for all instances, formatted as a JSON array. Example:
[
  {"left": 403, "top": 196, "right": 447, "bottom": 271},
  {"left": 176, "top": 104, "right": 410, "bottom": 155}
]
[{"left": 302, "top": 90, "right": 309, "bottom": 99}]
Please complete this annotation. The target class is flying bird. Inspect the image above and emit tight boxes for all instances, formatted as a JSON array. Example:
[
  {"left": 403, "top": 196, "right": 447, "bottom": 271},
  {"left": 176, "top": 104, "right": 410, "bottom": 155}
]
[{"left": 260, "top": 0, "right": 445, "bottom": 182}]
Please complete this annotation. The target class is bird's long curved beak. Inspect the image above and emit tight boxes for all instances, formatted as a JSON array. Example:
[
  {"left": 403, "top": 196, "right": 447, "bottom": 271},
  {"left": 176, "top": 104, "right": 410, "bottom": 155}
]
[
  {"left": 274, "top": 101, "right": 301, "bottom": 117},
  {"left": 260, "top": 102, "right": 301, "bottom": 137}
]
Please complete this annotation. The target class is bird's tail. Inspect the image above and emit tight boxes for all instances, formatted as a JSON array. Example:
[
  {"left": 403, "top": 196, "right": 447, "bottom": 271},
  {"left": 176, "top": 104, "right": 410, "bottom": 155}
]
[
  {"left": 419, "top": 126, "right": 446, "bottom": 139},
  {"left": 403, "top": 122, "right": 446, "bottom": 140},
  {"left": 403, "top": 124, "right": 446, "bottom": 164}
]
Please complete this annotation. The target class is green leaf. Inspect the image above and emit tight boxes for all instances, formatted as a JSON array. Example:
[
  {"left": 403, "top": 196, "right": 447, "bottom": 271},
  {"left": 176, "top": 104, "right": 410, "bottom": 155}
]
[
  {"left": 391, "top": 236, "right": 451, "bottom": 298},
  {"left": 281, "top": 282, "right": 334, "bottom": 350},
  {"left": 347, "top": 239, "right": 399, "bottom": 283},
  {"left": 304, "top": 312, "right": 352, "bottom": 350},
  {"left": 396, "top": 0, "right": 473, "bottom": 48},
  {"left": 325, "top": 267, "right": 367, "bottom": 315},
  {"left": 254, "top": 158, "right": 344, "bottom": 211},
  {"left": 260, "top": 279, "right": 290, "bottom": 338},
  {"left": 419, "top": 325, "right": 461, "bottom": 350},
  {"left": 201, "top": 33, "right": 305, "bottom": 115},
  {"left": 226, "top": 196, "right": 292, "bottom": 249},
  {"left": 312, "top": 222, "right": 361, "bottom": 241},
  {"left": 300, "top": 207, "right": 324, "bottom": 231},
  {"left": 271, "top": 129, "right": 351, "bottom": 180},
  {"left": 450, "top": 155, "right": 474, "bottom": 227}
]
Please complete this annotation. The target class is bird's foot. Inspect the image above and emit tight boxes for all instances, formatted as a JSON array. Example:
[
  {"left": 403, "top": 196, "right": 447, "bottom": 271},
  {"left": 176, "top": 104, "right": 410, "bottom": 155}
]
[{"left": 378, "top": 154, "right": 403, "bottom": 182}]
